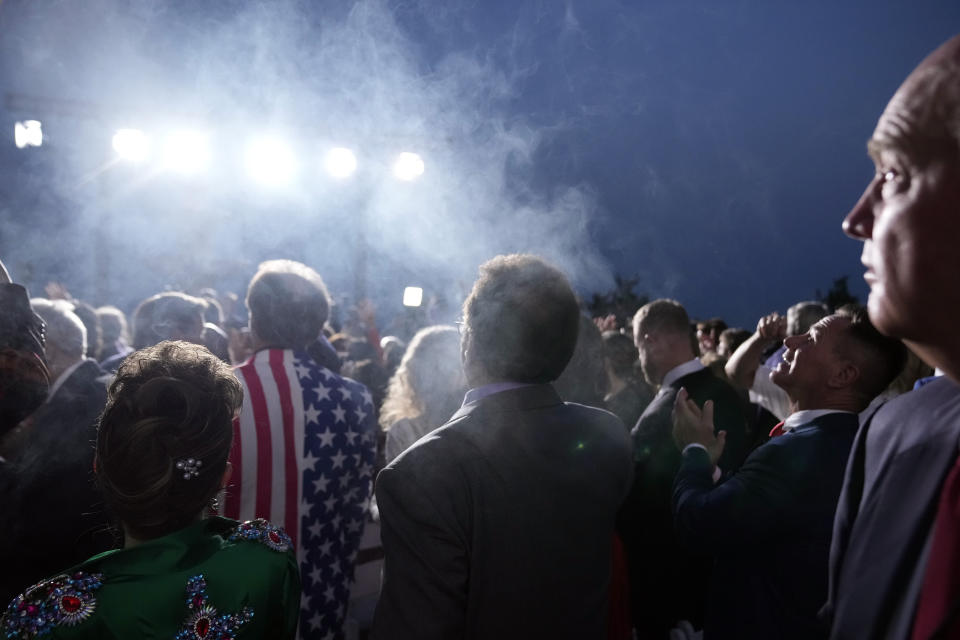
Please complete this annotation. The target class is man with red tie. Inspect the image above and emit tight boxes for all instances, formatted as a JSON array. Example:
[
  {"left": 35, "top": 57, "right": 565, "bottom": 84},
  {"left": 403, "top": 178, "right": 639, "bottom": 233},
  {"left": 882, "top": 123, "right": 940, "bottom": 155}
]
[
  {"left": 672, "top": 308, "right": 904, "bottom": 640},
  {"left": 824, "top": 34, "right": 960, "bottom": 640}
]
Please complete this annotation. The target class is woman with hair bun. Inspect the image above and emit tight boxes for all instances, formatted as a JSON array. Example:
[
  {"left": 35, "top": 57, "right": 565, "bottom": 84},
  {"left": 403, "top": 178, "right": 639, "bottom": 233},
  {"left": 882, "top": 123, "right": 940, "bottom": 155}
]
[{"left": 1, "top": 341, "right": 300, "bottom": 639}]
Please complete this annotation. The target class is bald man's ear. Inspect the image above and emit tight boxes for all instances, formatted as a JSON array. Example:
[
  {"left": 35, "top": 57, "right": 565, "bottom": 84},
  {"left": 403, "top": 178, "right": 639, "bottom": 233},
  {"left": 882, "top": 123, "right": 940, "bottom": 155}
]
[{"left": 829, "top": 361, "right": 861, "bottom": 389}]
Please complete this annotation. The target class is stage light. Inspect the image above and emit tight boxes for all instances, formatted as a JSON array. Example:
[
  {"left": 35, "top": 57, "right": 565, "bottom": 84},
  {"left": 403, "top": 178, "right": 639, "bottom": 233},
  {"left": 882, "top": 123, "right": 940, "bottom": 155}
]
[
  {"left": 162, "top": 130, "right": 210, "bottom": 174},
  {"left": 324, "top": 147, "right": 357, "bottom": 179},
  {"left": 112, "top": 129, "right": 150, "bottom": 162},
  {"left": 14, "top": 120, "right": 43, "bottom": 149},
  {"left": 245, "top": 136, "right": 298, "bottom": 186},
  {"left": 403, "top": 286, "right": 423, "bottom": 307},
  {"left": 393, "top": 152, "right": 424, "bottom": 181}
]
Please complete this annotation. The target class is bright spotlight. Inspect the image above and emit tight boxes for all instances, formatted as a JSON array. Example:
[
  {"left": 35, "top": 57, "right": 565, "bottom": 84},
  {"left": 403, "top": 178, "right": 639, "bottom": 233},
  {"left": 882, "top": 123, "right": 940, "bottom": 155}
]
[
  {"left": 14, "top": 120, "right": 43, "bottom": 149},
  {"left": 245, "top": 136, "right": 298, "bottom": 186},
  {"left": 112, "top": 129, "right": 150, "bottom": 162},
  {"left": 324, "top": 147, "right": 357, "bottom": 179},
  {"left": 393, "top": 152, "right": 425, "bottom": 181},
  {"left": 162, "top": 130, "right": 210, "bottom": 174},
  {"left": 402, "top": 286, "right": 423, "bottom": 307}
]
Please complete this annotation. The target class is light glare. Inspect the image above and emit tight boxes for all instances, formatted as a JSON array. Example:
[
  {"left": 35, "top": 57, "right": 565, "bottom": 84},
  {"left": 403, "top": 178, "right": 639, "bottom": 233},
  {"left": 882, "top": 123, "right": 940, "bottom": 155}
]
[
  {"left": 403, "top": 286, "right": 424, "bottom": 307},
  {"left": 246, "top": 136, "right": 298, "bottom": 186},
  {"left": 14, "top": 120, "right": 42, "bottom": 149},
  {"left": 112, "top": 129, "right": 150, "bottom": 162},
  {"left": 324, "top": 147, "right": 357, "bottom": 179},
  {"left": 162, "top": 130, "right": 210, "bottom": 174},
  {"left": 393, "top": 152, "right": 425, "bottom": 181}
]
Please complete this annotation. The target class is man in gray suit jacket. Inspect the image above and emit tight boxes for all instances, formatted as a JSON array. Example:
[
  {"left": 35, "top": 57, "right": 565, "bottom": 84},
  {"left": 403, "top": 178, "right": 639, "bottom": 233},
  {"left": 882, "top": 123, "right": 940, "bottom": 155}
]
[
  {"left": 372, "top": 254, "right": 633, "bottom": 639},
  {"left": 824, "top": 33, "right": 960, "bottom": 639}
]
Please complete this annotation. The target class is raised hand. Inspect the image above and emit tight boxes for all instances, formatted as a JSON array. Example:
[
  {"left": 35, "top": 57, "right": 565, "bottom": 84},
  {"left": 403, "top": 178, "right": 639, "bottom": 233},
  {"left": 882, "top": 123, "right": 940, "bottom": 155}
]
[{"left": 672, "top": 387, "right": 726, "bottom": 467}]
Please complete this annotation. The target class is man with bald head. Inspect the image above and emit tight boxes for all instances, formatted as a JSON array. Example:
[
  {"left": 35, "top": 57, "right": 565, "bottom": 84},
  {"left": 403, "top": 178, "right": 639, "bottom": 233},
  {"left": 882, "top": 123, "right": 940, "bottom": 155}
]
[{"left": 824, "top": 34, "right": 960, "bottom": 639}]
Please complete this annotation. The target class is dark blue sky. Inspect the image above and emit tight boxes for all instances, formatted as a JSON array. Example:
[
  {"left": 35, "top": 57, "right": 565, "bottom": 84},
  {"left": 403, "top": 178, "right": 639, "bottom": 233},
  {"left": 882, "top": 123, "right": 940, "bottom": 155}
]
[{"left": 0, "top": 1, "right": 958, "bottom": 328}]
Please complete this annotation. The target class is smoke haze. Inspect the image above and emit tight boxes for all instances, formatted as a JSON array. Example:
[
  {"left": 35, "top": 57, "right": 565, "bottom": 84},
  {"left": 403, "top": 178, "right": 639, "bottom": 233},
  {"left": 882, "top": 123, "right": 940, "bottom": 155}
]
[
  {"left": 2, "top": 1, "right": 960, "bottom": 326},
  {"left": 0, "top": 0, "right": 614, "bottom": 321}
]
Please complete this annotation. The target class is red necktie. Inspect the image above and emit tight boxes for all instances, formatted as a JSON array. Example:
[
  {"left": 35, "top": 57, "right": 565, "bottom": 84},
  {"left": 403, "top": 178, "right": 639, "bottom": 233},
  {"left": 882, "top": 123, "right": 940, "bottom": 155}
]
[
  {"left": 768, "top": 422, "right": 785, "bottom": 438},
  {"left": 911, "top": 455, "right": 960, "bottom": 640}
]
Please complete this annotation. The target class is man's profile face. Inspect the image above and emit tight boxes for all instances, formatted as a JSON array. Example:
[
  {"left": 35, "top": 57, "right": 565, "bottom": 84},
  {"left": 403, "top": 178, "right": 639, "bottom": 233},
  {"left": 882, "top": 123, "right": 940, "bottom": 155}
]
[
  {"left": 770, "top": 315, "right": 849, "bottom": 396},
  {"left": 843, "top": 51, "right": 960, "bottom": 342}
]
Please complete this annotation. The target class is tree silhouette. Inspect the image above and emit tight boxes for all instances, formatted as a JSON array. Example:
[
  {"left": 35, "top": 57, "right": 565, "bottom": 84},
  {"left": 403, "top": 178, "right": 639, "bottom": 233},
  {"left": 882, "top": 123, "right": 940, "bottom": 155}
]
[
  {"left": 816, "top": 276, "right": 859, "bottom": 312},
  {"left": 586, "top": 274, "right": 649, "bottom": 329}
]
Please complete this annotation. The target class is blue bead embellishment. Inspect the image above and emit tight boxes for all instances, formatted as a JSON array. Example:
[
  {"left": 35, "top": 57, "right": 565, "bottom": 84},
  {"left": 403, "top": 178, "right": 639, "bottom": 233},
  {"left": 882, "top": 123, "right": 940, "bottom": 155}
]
[{"left": 227, "top": 518, "right": 292, "bottom": 553}]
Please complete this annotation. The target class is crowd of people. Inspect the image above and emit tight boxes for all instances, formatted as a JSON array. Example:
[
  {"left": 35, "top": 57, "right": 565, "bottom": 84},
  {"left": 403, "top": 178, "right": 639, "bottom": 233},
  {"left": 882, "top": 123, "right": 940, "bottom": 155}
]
[{"left": 1, "top": 31, "right": 960, "bottom": 640}]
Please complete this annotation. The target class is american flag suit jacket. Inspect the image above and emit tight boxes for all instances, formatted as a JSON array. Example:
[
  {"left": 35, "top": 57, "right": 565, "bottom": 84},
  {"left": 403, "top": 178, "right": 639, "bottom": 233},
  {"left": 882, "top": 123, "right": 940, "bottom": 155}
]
[{"left": 224, "top": 348, "right": 377, "bottom": 639}]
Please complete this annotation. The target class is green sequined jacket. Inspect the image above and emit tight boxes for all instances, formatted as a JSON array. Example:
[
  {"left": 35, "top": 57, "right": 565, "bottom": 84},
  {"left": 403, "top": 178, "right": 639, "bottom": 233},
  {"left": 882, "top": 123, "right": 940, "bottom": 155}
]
[{"left": 2, "top": 517, "right": 300, "bottom": 639}]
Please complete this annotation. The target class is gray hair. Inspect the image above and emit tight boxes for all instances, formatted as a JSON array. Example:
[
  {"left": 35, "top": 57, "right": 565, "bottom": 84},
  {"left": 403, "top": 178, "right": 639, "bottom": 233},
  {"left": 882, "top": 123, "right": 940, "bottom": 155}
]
[
  {"left": 462, "top": 254, "right": 579, "bottom": 383},
  {"left": 787, "top": 301, "right": 829, "bottom": 337},
  {"left": 246, "top": 259, "right": 331, "bottom": 349},
  {"left": 632, "top": 299, "right": 690, "bottom": 338},
  {"left": 97, "top": 305, "right": 130, "bottom": 346},
  {"left": 30, "top": 298, "right": 87, "bottom": 360}
]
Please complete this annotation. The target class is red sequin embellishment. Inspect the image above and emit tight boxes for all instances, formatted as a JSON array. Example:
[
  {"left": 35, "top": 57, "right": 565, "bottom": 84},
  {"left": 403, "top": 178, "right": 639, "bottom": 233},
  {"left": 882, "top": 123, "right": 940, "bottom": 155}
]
[
  {"left": 176, "top": 575, "right": 253, "bottom": 640},
  {"left": 4, "top": 571, "right": 103, "bottom": 636},
  {"left": 228, "top": 518, "right": 292, "bottom": 552},
  {"left": 61, "top": 595, "right": 81, "bottom": 613}
]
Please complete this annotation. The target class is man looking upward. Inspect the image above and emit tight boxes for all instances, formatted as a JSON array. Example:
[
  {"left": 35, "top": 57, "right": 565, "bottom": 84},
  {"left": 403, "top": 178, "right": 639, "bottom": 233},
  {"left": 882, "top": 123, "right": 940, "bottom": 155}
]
[{"left": 673, "top": 310, "right": 904, "bottom": 639}]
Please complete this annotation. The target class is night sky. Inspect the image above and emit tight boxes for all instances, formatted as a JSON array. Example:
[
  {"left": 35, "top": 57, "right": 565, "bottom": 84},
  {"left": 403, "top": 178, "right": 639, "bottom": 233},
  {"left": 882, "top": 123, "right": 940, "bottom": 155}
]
[{"left": 1, "top": 1, "right": 958, "bottom": 329}]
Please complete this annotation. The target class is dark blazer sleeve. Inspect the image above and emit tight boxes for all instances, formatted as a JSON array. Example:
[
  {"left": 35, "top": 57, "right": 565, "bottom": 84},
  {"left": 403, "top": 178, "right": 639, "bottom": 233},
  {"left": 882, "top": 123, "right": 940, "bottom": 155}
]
[
  {"left": 371, "top": 465, "right": 469, "bottom": 640},
  {"left": 710, "top": 385, "right": 750, "bottom": 472},
  {"left": 673, "top": 443, "right": 794, "bottom": 550}
]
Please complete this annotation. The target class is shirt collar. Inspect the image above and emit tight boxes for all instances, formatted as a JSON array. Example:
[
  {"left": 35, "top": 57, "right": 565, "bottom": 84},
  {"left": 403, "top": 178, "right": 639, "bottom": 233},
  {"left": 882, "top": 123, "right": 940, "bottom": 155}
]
[
  {"left": 462, "top": 381, "right": 537, "bottom": 407},
  {"left": 661, "top": 358, "right": 705, "bottom": 389},
  {"left": 782, "top": 409, "right": 855, "bottom": 432}
]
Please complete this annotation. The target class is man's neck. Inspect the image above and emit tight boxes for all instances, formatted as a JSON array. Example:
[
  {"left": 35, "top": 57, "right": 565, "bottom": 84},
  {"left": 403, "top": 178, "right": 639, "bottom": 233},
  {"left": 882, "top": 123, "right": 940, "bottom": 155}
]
[
  {"left": 250, "top": 335, "right": 294, "bottom": 353},
  {"left": 466, "top": 373, "right": 512, "bottom": 389},
  {"left": 909, "top": 339, "right": 960, "bottom": 387},
  {"left": 789, "top": 392, "right": 862, "bottom": 414}
]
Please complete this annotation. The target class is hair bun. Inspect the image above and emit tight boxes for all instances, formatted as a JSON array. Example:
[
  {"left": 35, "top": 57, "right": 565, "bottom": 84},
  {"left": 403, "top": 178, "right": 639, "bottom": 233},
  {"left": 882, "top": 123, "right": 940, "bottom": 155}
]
[{"left": 135, "top": 376, "right": 201, "bottom": 425}]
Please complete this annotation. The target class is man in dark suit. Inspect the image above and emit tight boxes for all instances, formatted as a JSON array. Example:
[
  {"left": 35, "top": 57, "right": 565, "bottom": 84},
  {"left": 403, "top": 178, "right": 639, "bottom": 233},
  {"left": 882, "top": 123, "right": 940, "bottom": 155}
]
[
  {"left": 372, "top": 254, "right": 633, "bottom": 639},
  {"left": 823, "top": 33, "right": 960, "bottom": 640},
  {"left": 672, "top": 309, "right": 905, "bottom": 639},
  {"left": 617, "top": 298, "right": 748, "bottom": 637},
  {"left": 0, "top": 298, "right": 114, "bottom": 603}
]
